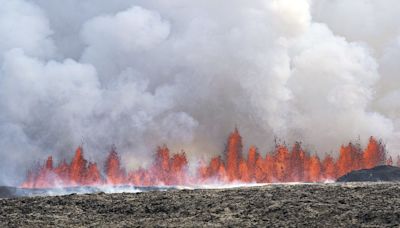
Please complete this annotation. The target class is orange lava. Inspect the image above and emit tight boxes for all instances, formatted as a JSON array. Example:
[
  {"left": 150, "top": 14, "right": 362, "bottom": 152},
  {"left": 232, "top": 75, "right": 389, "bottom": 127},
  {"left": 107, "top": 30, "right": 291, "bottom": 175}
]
[{"left": 22, "top": 129, "right": 391, "bottom": 188}]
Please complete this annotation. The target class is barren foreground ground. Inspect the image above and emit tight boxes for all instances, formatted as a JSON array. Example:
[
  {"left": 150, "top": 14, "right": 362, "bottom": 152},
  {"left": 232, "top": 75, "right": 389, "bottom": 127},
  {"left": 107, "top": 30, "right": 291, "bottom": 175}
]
[{"left": 1, "top": 183, "right": 400, "bottom": 227}]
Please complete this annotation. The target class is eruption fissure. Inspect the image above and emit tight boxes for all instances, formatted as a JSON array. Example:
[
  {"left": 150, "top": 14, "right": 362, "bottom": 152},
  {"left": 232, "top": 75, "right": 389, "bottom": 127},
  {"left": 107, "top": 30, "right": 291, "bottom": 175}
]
[{"left": 22, "top": 129, "right": 392, "bottom": 188}]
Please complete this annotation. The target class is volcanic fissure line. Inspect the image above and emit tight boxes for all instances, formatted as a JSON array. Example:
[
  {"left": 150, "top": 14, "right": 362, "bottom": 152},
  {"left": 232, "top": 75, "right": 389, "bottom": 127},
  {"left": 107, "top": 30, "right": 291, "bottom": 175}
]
[{"left": 22, "top": 128, "right": 392, "bottom": 188}]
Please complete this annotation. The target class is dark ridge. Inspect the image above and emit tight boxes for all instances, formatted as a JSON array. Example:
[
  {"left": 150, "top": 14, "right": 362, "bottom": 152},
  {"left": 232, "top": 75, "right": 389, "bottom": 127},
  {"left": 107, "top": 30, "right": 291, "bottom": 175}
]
[
  {"left": 337, "top": 165, "right": 400, "bottom": 182},
  {"left": 0, "top": 186, "right": 17, "bottom": 198}
]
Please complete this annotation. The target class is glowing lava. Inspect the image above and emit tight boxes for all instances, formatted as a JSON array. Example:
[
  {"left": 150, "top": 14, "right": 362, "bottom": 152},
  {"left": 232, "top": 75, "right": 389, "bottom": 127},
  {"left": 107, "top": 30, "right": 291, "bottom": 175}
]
[{"left": 22, "top": 129, "right": 391, "bottom": 188}]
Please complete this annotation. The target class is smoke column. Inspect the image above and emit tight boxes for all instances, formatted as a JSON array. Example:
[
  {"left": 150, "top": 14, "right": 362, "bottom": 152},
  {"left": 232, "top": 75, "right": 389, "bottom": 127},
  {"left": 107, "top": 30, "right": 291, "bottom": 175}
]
[{"left": 0, "top": 0, "right": 399, "bottom": 185}]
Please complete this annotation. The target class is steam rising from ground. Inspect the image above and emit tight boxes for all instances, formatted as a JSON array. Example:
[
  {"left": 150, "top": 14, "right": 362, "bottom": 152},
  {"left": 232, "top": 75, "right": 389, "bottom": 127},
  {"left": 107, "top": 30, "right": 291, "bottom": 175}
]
[{"left": 0, "top": 0, "right": 399, "bottom": 185}]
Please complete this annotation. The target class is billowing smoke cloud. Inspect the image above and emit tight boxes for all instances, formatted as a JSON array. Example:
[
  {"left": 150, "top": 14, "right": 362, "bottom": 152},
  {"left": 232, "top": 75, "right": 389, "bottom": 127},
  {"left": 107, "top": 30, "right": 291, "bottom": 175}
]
[{"left": 0, "top": 0, "right": 399, "bottom": 185}]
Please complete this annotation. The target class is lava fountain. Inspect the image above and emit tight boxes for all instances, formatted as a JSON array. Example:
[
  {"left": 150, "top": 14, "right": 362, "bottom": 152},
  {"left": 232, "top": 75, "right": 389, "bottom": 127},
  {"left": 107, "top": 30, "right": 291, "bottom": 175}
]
[{"left": 22, "top": 128, "right": 394, "bottom": 189}]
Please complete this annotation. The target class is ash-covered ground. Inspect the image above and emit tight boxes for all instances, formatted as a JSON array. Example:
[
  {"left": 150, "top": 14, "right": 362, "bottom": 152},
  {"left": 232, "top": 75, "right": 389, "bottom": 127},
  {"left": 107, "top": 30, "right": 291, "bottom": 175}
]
[{"left": 1, "top": 183, "right": 400, "bottom": 227}]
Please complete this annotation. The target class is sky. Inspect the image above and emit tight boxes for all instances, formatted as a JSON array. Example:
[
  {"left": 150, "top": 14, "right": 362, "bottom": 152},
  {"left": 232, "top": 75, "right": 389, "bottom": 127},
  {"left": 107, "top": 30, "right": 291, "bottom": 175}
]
[{"left": 0, "top": 0, "right": 400, "bottom": 185}]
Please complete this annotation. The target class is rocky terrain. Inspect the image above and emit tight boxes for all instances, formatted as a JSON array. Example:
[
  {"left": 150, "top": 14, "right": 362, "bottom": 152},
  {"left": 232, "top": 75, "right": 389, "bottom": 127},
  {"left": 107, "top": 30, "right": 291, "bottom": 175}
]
[{"left": 1, "top": 183, "right": 400, "bottom": 227}]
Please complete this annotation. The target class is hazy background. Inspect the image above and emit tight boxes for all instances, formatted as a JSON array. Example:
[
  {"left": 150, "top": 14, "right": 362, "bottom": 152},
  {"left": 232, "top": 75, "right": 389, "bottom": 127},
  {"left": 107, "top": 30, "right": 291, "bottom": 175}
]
[{"left": 1, "top": 0, "right": 399, "bottom": 185}]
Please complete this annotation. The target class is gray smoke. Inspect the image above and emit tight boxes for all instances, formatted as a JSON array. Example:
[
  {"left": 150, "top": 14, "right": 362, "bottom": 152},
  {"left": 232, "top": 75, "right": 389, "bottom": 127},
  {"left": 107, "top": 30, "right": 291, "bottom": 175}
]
[{"left": 0, "top": 0, "right": 399, "bottom": 185}]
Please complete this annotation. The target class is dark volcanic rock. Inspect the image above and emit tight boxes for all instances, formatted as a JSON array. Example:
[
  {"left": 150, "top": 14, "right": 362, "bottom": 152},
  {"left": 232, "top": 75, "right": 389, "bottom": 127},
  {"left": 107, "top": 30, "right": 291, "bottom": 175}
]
[
  {"left": 0, "top": 186, "right": 17, "bottom": 198},
  {"left": 337, "top": 165, "right": 400, "bottom": 182},
  {"left": 1, "top": 183, "right": 400, "bottom": 227}
]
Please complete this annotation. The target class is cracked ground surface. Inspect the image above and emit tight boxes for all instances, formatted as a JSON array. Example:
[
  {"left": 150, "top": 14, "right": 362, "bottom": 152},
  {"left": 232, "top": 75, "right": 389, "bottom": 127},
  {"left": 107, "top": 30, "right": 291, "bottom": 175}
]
[{"left": 1, "top": 183, "right": 400, "bottom": 227}]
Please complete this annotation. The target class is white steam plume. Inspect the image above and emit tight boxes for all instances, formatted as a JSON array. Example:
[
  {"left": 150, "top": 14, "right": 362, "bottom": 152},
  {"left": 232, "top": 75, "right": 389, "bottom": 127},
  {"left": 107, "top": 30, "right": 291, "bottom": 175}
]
[{"left": 0, "top": 0, "right": 399, "bottom": 185}]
